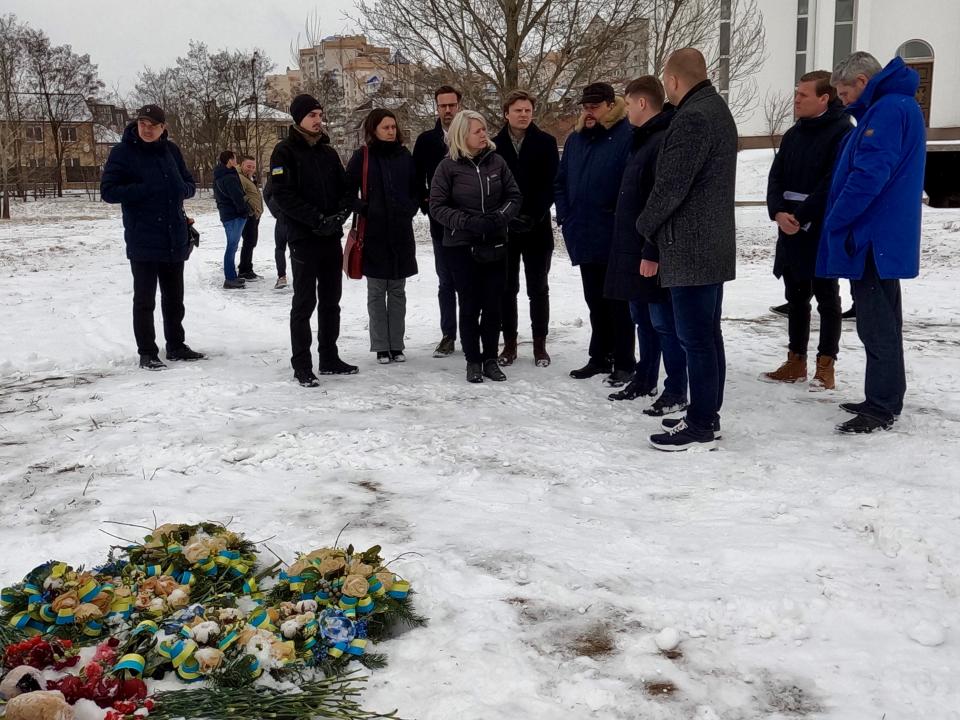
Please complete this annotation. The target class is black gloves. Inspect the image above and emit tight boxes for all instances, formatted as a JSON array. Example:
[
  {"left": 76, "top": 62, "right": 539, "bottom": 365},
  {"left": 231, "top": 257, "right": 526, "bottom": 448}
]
[
  {"left": 314, "top": 211, "right": 350, "bottom": 236},
  {"left": 465, "top": 212, "right": 507, "bottom": 236},
  {"left": 509, "top": 213, "right": 535, "bottom": 233}
]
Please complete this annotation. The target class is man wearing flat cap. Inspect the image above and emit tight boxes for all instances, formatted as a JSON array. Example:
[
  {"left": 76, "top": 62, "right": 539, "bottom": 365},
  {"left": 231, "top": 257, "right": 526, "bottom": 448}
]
[
  {"left": 554, "top": 81, "right": 636, "bottom": 386},
  {"left": 101, "top": 104, "right": 203, "bottom": 371},
  {"left": 267, "top": 93, "right": 355, "bottom": 387}
]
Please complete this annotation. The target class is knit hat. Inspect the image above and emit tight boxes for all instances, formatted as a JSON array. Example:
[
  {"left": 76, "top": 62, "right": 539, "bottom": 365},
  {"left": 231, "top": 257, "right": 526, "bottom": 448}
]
[
  {"left": 579, "top": 82, "right": 616, "bottom": 105},
  {"left": 136, "top": 104, "right": 166, "bottom": 124},
  {"left": 290, "top": 94, "right": 323, "bottom": 125}
]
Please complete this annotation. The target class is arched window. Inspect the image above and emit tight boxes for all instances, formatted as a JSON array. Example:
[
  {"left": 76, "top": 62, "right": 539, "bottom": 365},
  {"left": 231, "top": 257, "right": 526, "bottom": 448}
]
[
  {"left": 897, "top": 40, "right": 934, "bottom": 126},
  {"left": 897, "top": 40, "right": 934, "bottom": 61}
]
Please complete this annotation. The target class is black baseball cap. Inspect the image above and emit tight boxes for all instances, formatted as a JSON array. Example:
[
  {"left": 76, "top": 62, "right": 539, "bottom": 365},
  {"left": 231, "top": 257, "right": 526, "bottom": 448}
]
[
  {"left": 579, "top": 82, "right": 616, "bottom": 105},
  {"left": 136, "top": 104, "right": 166, "bottom": 124}
]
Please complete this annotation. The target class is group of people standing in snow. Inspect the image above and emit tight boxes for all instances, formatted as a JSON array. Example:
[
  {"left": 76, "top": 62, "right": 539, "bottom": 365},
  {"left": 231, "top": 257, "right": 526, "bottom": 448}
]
[{"left": 100, "top": 43, "right": 925, "bottom": 451}]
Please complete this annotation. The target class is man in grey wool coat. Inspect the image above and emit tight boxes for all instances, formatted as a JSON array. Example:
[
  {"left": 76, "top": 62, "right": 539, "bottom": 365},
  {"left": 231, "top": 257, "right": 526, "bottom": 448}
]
[{"left": 635, "top": 48, "right": 738, "bottom": 452}]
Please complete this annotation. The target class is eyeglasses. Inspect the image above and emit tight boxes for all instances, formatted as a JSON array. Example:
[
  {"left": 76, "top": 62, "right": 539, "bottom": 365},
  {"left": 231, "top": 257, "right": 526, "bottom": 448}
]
[{"left": 437, "top": 103, "right": 459, "bottom": 110}]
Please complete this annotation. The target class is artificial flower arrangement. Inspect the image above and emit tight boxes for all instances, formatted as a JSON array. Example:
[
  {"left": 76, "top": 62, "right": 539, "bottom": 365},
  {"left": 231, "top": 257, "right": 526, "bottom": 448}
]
[{"left": 0, "top": 523, "right": 423, "bottom": 720}]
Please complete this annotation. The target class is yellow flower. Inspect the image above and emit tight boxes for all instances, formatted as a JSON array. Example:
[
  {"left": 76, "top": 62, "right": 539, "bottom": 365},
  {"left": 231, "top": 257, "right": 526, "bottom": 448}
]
[
  {"left": 183, "top": 541, "right": 211, "bottom": 564},
  {"left": 74, "top": 603, "right": 103, "bottom": 622},
  {"left": 269, "top": 639, "right": 296, "bottom": 663},
  {"left": 51, "top": 591, "right": 79, "bottom": 612},
  {"left": 342, "top": 575, "right": 370, "bottom": 598},
  {"left": 194, "top": 647, "right": 224, "bottom": 673},
  {"left": 347, "top": 561, "right": 374, "bottom": 578},
  {"left": 317, "top": 556, "right": 346, "bottom": 577},
  {"left": 90, "top": 591, "right": 113, "bottom": 614}
]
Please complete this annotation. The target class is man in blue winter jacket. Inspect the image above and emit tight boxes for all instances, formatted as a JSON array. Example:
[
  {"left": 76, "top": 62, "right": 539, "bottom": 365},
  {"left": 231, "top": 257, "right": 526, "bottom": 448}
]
[
  {"left": 213, "top": 150, "right": 250, "bottom": 289},
  {"left": 554, "top": 82, "right": 636, "bottom": 386},
  {"left": 101, "top": 104, "right": 203, "bottom": 370},
  {"left": 817, "top": 52, "right": 926, "bottom": 434}
]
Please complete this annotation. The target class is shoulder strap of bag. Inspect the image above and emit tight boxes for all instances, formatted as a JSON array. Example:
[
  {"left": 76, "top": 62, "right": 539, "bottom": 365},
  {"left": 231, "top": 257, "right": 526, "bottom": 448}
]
[{"left": 361, "top": 145, "right": 369, "bottom": 200}]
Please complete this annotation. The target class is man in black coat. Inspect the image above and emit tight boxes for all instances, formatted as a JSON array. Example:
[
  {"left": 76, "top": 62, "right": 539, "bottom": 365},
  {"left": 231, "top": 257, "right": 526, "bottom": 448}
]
[
  {"left": 604, "top": 77, "right": 687, "bottom": 416},
  {"left": 100, "top": 104, "right": 203, "bottom": 370},
  {"left": 413, "top": 85, "right": 462, "bottom": 357},
  {"left": 493, "top": 90, "right": 559, "bottom": 368},
  {"left": 762, "top": 71, "right": 852, "bottom": 391},
  {"left": 636, "top": 49, "right": 738, "bottom": 452},
  {"left": 268, "top": 94, "right": 354, "bottom": 387},
  {"left": 212, "top": 149, "right": 249, "bottom": 289}
]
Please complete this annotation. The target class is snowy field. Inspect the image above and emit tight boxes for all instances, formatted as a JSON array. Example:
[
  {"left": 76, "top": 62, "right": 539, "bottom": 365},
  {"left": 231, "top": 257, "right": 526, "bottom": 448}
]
[{"left": 2, "top": 151, "right": 959, "bottom": 719}]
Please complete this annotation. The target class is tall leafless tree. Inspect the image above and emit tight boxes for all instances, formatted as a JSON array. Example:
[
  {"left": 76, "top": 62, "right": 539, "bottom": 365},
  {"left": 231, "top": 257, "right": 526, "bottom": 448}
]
[
  {"left": 21, "top": 28, "right": 103, "bottom": 197},
  {"left": 353, "top": 0, "right": 766, "bottom": 126},
  {"left": 763, "top": 88, "right": 793, "bottom": 153},
  {"left": 0, "top": 14, "right": 28, "bottom": 217}
]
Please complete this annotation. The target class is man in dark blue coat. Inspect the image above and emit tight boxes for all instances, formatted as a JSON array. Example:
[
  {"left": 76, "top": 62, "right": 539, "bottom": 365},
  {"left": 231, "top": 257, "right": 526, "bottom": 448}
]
[
  {"left": 493, "top": 90, "right": 559, "bottom": 368},
  {"left": 413, "top": 85, "right": 462, "bottom": 358},
  {"left": 554, "top": 82, "right": 635, "bottom": 384},
  {"left": 213, "top": 150, "right": 250, "bottom": 289},
  {"left": 817, "top": 53, "right": 926, "bottom": 434},
  {"left": 604, "top": 76, "right": 687, "bottom": 416},
  {"left": 100, "top": 104, "right": 202, "bottom": 370}
]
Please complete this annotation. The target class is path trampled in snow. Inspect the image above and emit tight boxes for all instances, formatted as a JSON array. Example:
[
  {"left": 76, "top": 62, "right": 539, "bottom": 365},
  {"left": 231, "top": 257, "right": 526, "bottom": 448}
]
[{"left": 1, "top": 174, "right": 959, "bottom": 719}]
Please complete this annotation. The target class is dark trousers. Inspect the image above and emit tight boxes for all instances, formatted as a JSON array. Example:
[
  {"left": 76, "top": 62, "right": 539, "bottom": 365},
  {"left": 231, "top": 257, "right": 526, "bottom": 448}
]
[
  {"left": 289, "top": 239, "right": 343, "bottom": 371},
  {"left": 670, "top": 283, "right": 725, "bottom": 432},
  {"left": 782, "top": 272, "right": 841, "bottom": 358},
  {"left": 579, "top": 262, "right": 635, "bottom": 371},
  {"left": 630, "top": 300, "right": 660, "bottom": 390},
  {"left": 239, "top": 215, "right": 260, "bottom": 274},
  {"left": 443, "top": 245, "right": 506, "bottom": 363},
  {"left": 130, "top": 260, "right": 185, "bottom": 356},
  {"left": 431, "top": 222, "right": 458, "bottom": 339},
  {"left": 649, "top": 296, "right": 688, "bottom": 400},
  {"left": 850, "top": 253, "right": 905, "bottom": 420},
  {"left": 275, "top": 218, "right": 289, "bottom": 277},
  {"left": 501, "top": 225, "right": 553, "bottom": 339}
]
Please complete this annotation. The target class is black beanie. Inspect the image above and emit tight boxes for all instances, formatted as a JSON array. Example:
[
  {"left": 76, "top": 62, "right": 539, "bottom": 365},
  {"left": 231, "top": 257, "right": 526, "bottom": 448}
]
[{"left": 290, "top": 94, "right": 323, "bottom": 125}]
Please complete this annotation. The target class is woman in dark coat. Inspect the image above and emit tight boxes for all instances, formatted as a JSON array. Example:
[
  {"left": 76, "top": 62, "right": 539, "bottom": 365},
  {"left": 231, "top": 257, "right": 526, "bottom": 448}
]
[
  {"left": 429, "top": 110, "right": 522, "bottom": 383},
  {"left": 345, "top": 109, "right": 420, "bottom": 363}
]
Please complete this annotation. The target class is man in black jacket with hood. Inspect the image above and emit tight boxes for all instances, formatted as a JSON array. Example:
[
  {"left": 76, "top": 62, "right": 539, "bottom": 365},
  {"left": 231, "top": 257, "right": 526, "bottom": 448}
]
[
  {"left": 268, "top": 94, "right": 354, "bottom": 387},
  {"left": 761, "top": 71, "right": 852, "bottom": 391},
  {"left": 413, "top": 85, "right": 462, "bottom": 358},
  {"left": 493, "top": 90, "right": 559, "bottom": 368}
]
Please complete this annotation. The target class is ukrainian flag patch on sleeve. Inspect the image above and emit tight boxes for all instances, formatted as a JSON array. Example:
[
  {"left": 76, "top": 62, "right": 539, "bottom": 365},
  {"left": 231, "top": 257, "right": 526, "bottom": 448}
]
[{"left": 271, "top": 167, "right": 284, "bottom": 175}]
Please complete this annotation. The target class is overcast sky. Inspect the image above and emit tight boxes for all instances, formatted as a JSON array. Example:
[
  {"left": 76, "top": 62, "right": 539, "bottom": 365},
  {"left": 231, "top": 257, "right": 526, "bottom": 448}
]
[{"left": 6, "top": 0, "right": 356, "bottom": 97}]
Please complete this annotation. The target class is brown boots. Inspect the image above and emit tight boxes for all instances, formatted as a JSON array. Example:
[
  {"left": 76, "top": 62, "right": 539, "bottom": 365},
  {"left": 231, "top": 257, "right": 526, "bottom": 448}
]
[
  {"left": 761, "top": 351, "right": 808, "bottom": 383},
  {"left": 762, "top": 351, "right": 836, "bottom": 390},
  {"left": 533, "top": 337, "right": 550, "bottom": 367},
  {"left": 498, "top": 335, "right": 518, "bottom": 366},
  {"left": 811, "top": 355, "right": 836, "bottom": 390},
  {"left": 499, "top": 336, "right": 551, "bottom": 367}
]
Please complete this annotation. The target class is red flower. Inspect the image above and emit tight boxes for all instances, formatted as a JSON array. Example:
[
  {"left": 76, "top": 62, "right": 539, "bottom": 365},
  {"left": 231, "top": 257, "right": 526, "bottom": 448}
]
[{"left": 118, "top": 678, "right": 147, "bottom": 701}]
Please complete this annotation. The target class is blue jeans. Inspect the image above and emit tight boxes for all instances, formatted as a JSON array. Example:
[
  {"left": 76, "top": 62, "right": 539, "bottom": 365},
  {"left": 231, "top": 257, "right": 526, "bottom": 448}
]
[
  {"left": 649, "top": 296, "right": 688, "bottom": 401},
  {"left": 431, "top": 224, "right": 458, "bottom": 339},
  {"left": 670, "top": 283, "right": 725, "bottom": 432},
  {"left": 850, "top": 253, "right": 905, "bottom": 420},
  {"left": 222, "top": 217, "right": 247, "bottom": 281},
  {"left": 629, "top": 300, "right": 660, "bottom": 390}
]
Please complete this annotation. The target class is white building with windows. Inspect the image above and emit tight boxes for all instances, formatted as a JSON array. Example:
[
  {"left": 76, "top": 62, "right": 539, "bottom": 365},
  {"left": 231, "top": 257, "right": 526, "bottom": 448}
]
[{"left": 736, "top": 0, "right": 960, "bottom": 141}]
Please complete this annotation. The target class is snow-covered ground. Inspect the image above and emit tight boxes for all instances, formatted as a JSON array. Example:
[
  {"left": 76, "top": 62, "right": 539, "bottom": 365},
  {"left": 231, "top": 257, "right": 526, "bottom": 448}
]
[{"left": 2, "top": 152, "right": 959, "bottom": 719}]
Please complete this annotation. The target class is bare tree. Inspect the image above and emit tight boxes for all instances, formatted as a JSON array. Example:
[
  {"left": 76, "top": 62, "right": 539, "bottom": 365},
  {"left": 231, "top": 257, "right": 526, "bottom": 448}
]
[
  {"left": 353, "top": 0, "right": 766, "bottom": 125},
  {"left": 763, "top": 88, "right": 793, "bottom": 153},
  {"left": 0, "top": 14, "right": 28, "bottom": 218},
  {"left": 21, "top": 28, "right": 103, "bottom": 197}
]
